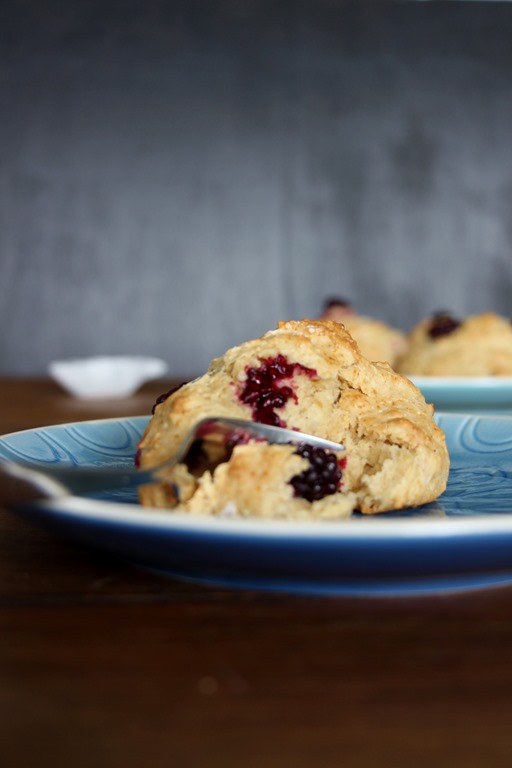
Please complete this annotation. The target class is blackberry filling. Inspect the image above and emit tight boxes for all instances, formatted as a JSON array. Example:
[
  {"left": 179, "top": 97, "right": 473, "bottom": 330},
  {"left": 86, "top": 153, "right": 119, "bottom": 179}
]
[
  {"left": 323, "top": 296, "right": 352, "bottom": 310},
  {"left": 238, "top": 354, "right": 317, "bottom": 426},
  {"left": 184, "top": 428, "right": 253, "bottom": 476},
  {"left": 290, "top": 444, "right": 344, "bottom": 503},
  {"left": 152, "top": 382, "right": 185, "bottom": 414},
  {"left": 428, "top": 312, "right": 461, "bottom": 339}
]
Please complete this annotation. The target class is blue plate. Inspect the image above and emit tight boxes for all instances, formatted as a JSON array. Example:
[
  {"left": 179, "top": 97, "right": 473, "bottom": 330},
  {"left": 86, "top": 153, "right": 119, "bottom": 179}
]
[
  {"left": 410, "top": 377, "right": 512, "bottom": 414},
  {"left": 2, "top": 414, "right": 512, "bottom": 596}
]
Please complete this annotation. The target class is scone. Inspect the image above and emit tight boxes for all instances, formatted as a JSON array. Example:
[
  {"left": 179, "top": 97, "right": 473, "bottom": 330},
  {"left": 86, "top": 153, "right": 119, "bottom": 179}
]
[
  {"left": 319, "top": 297, "right": 408, "bottom": 367},
  {"left": 137, "top": 320, "right": 449, "bottom": 519},
  {"left": 397, "top": 311, "right": 512, "bottom": 376}
]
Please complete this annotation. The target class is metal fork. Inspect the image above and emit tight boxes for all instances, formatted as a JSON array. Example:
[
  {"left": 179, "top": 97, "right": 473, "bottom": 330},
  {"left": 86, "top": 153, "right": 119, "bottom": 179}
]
[{"left": 0, "top": 416, "right": 343, "bottom": 506}]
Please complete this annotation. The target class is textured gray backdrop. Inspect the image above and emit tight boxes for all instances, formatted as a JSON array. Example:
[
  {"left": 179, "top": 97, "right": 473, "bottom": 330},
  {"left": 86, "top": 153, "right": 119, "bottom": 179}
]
[{"left": 1, "top": 0, "right": 512, "bottom": 376}]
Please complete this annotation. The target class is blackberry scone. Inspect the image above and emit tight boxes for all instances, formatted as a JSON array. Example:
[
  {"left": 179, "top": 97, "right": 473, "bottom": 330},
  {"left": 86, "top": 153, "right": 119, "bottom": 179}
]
[
  {"left": 397, "top": 311, "right": 512, "bottom": 376},
  {"left": 137, "top": 320, "right": 449, "bottom": 519}
]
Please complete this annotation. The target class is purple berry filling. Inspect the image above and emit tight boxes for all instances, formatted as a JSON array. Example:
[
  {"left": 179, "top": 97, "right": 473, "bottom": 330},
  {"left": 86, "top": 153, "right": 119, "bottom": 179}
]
[
  {"left": 428, "top": 312, "right": 461, "bottom": 339},
  {"left": 238, "top": 354, "right": 317, "bottom": 426},
  {"left": 152, "top": 382, "right": 185, "bottom": 414},
  {"left": 290, "top": 444, "right": 344, "bottom": 503},
  {"left": 323, "top": 296, "right": 352, "bottom": 310}
]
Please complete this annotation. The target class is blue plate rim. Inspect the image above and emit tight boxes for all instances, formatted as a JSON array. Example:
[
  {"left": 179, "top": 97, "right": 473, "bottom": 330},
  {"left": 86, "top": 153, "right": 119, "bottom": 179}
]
[{"left": 410, "top": 377, "right": 512, "bottom": 388}]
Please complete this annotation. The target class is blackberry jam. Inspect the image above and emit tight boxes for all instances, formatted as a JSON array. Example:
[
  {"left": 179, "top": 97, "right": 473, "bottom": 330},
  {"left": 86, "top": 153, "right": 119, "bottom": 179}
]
[{"left": 238, "top": 354, "right": 317, "bottom": 426}]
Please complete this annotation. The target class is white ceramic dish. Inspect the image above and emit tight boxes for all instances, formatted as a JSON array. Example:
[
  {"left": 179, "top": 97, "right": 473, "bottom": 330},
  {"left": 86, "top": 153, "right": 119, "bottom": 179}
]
[
  {"left": 410, "top": 377, "right": 512, "bottom": 414},
  {"left": 48, "top": 356, "right": 168, "bottom": 398},
  {"left": 2, "top": 413, "right": 512, "bottom": 595}
]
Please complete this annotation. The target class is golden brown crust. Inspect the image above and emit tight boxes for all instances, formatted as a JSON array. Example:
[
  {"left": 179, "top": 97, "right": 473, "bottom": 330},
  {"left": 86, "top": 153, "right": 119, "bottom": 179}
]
[
  {"left": 138, "top": 319, "right": 449, "bottom": 517},
  {"left": 397, "top": 312, "right": 512, "bottom": 376}
]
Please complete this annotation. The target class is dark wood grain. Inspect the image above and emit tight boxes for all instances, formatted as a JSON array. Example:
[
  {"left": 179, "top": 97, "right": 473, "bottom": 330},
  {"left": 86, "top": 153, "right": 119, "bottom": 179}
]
[
  {"left": 0, "top": 376, "right": 183, "bottom": 435},
  {"left": 2, "top": 378, "right": 512, "bottom": 767}
]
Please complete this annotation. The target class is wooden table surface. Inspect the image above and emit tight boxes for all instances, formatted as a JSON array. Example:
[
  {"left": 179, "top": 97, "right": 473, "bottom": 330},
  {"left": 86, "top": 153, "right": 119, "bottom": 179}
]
[{"left": 2, "top": 377, "right": 512, "bottom": 767}]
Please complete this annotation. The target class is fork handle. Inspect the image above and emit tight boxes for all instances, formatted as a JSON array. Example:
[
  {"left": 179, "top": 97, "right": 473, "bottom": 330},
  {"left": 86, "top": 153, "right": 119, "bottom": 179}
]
[
  {"left": 0, "top": 463, "right": 66, "bottom": 506},
  {"left": 0, "top": 462, "right": 156, "bottom": 506}
]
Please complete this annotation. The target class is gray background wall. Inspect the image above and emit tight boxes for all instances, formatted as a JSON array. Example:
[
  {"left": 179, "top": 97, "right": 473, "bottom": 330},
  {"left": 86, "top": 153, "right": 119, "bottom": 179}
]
[{"left": 1, "top": 0, "right": 512, "bottom": 377}]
